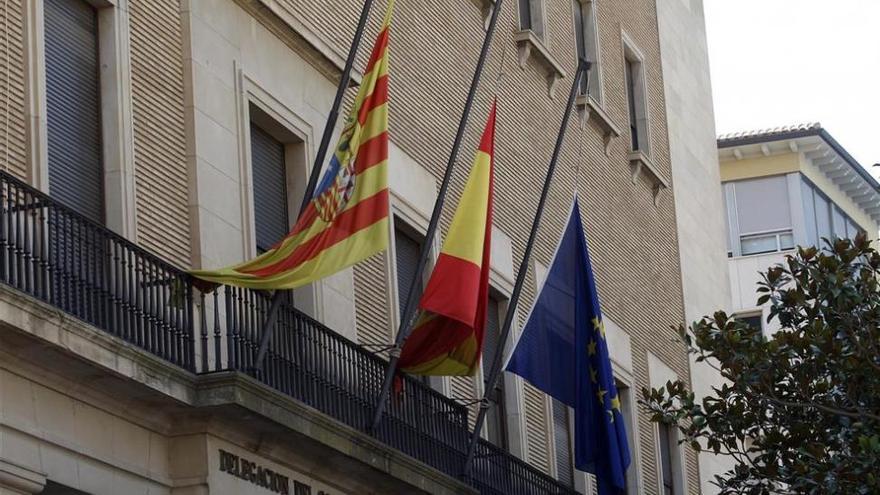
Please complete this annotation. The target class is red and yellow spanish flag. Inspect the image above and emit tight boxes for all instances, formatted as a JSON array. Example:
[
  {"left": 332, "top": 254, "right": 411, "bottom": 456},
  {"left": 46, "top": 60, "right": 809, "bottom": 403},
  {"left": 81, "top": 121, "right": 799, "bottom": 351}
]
[
  {"left": 398, "top": 103, "right": 496, "bottom": 376},
  {"left": 191, "top": 2, "right": 393, "bottom": 290}
]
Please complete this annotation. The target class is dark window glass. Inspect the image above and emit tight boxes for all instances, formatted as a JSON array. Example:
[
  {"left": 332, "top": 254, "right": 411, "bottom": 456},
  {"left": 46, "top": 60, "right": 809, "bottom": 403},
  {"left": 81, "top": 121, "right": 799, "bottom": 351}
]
[
  {"left": 659, "top": 422, "right": 675, "bottom": 495},
  {"left": 739, "top": 314, "right": 762, "bottom": 331},
  {"left": 625, "top": 60, "right": 639, "bottom": 151},
  {"left": 45, "top": 0, "right": 103, "bottom": 224},
  {"left": 42, "top": 481, "right": 91, "bottom": 495},
  {"left": 573, "top": 1, "right": 587, "bottom": 94},
  {"left": 250, "top": 123, "right": 290, "bottom": 253},
  {"left": 518, "top": 0, "right": 532, "bottom": 29}
]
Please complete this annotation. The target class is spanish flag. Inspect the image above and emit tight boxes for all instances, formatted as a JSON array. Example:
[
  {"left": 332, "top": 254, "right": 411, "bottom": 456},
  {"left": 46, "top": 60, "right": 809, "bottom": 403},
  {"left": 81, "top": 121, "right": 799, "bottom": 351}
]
[
  {"left": 398, "top": 103, "right": 496, "bottom": 376},
  {"left": 191, "top": 2, "right": 393, "bottom": 290}
]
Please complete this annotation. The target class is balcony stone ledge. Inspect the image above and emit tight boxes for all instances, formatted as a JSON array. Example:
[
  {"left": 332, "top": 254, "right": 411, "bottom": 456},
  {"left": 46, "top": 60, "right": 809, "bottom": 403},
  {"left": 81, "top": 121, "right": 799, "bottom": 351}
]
[
  {"left": 197, "top": 371, "right": 478, "bottom": 495},
  {"left": 514, "top": 30, "right": 567, "bottom": 98},
  {"left": 0, "top": 285, "right": 476, "bottom": 495}
]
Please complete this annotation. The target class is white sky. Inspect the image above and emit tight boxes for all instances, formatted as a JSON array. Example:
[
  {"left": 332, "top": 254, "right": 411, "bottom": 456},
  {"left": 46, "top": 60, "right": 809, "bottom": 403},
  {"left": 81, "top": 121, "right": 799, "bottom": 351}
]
[{"left": 704, "top": 0, "right": 880, "bottom": 170}]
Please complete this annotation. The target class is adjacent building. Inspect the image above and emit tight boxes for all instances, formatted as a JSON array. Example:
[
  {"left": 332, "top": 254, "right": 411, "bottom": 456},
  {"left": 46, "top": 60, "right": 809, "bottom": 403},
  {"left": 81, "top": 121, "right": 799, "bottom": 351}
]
[
  {"left": 0, "top": 0, "right": 712, "bottom": 493},
  {"left": 719, "top": 123, "right": 880, "bottom": 333}
]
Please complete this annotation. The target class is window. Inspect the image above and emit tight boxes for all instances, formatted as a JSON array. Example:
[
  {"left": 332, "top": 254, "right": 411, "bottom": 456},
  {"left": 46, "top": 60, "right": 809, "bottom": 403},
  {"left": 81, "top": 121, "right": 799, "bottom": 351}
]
[
  {"left": 251, "top": 122, "right": 290, "bottom": 253},
  {"left": 573, "top": 0, "right": 602, "bottom": 100},
  {"left": 658, "top": 422, "right": 676, "bottom": 495},
  {"left": 552, "top": 398, "right": 574, "bottom": 487},
  {"left": 394, "top": 221, "right": 424, "bottom": 319},
  {"left": 42, "top": 481, "right": 91, "bottom": 494},
  {"left": 622, "top": 40, "right": 649, "bottom": 155},
  {"left": 518, "top": 0, "right": 544, "bottom": 38},
  {"left": 483, "top": 295, "right": 508, "bottom": 449},
  {"left": 800, "top": 176, "right": 864, "bottom": 248},
  {"left": 45, "top": 0, "right": 103, "bottom": 224},
  {"left": 724, "top": 176, "right": 794, "bottom": 256},
  {"left": 736, "top": 313, "right": 763, "bottom": 331}
]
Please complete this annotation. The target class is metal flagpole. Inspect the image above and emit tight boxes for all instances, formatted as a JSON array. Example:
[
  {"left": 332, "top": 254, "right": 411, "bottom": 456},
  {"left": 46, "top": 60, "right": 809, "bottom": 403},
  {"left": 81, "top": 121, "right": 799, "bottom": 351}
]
[
  {"left": 461, "top": 59, "right": 591, "bottom": 479},
  {"left": 252, "top": 0, "right": 377, "bottom": 373},
  {"left": 368, "top": 0, "right": 507, "bottom": 434}
]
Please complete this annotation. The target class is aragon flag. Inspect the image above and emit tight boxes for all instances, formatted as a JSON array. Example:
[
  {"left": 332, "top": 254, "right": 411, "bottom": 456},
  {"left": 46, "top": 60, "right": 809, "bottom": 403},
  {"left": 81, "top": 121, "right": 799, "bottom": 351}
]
[
  {"left": 398, "top": 103, "right": 496, "bottom": 376},
  {"left": 190, "top": 1, "right": 393, "bottom": 290}
]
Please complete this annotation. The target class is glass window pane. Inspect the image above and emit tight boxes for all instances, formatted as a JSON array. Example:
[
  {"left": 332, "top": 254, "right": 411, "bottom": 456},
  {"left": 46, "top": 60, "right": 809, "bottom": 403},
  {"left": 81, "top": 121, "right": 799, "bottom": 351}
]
[
  {"left": 518, "top": 0, "right": 532, "bottom": 29},
  {"left": 800, "top": 179, "right": 818, "bottom": 248},
  {"left": 779, "top": 232, "right": 794, "bottom": 250},
  {"left": 733, "top": 176, "right": 791, "bottom": 234},
  {"left": 815, "top": 193, "right": 832, "bottom": 243},
  {"left": 741, "top": 234, "right": 778, "bottom": 255},
  {"left": 832, "top": 207, "right": 846, "bottom": 240},
  {"left": 659, "top": 423, "right": 675, "bottom": 495},
  {"left": 846, "top": 218, "right": 859, "bottom": 240}
]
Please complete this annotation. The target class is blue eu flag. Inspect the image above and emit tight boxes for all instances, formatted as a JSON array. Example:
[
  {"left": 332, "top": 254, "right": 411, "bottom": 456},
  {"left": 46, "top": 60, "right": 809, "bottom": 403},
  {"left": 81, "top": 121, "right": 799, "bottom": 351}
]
[{"left": 505, "top": 197, "right": 630, "bottom": 494}]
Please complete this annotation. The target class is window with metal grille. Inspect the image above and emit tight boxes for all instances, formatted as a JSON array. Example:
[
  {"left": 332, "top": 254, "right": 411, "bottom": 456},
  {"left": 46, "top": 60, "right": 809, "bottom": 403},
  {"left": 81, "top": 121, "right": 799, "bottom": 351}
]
[
  {"left": 250, "top": 123, "right": 290, "bottom": 254},
  {"left": 552, "top": 398, "right": 574, "bottom": 487},
  {"left": 483, "top": 295, "right": 507, "bottom": 449},
  {"left": 45, "top": 0, "right": 103, "bottom": 224}
]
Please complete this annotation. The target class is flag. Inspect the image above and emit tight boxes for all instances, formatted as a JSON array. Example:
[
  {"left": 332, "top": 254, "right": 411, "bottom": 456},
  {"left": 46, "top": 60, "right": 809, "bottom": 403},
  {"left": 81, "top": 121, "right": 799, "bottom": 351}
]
[
  {"left": 191, "top": 1, "right": 393, "bottom": 290},
  {"left": 505, "top": 197, "right": 630, "bottom": 494},
  {"left": 397, "top": 103, "right": 496, "bottom": 376}
]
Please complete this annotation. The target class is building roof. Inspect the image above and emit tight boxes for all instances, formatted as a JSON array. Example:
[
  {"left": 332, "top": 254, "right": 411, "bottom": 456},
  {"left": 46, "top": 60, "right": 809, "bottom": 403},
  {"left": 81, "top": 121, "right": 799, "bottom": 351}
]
[
  {"left": 718, "top": 123, "right": 880, "bottom": 191},
  {"left": 717, "top": 123, "right": 822, "bottom": 147}
]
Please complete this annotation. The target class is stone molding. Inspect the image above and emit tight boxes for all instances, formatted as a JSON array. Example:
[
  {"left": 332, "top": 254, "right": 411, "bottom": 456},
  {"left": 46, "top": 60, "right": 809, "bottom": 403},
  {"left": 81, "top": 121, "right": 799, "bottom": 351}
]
[{"left": 0, "top": 459, "right": 46, "bottom": 494}]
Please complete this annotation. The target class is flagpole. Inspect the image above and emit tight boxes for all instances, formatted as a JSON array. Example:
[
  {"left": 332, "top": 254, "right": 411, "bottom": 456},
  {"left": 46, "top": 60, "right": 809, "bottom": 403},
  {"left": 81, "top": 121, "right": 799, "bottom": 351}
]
[
  {"left": 368, "top": 0, "right": 506, "bottom": 434},
  {"left": 252, "top": 0, "right": 376, "bottom": 373},
  {"left": 462, "top": 59, "right": 590, "bottom": 479}
]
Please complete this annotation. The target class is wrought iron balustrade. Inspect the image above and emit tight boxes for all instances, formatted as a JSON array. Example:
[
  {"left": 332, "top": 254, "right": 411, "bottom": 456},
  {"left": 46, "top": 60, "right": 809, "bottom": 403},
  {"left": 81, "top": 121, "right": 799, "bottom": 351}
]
[
  {"left": 0, "top": 170, "right": 195, "bottom": 371},
  {"left": 0, "top": 169, "right": 579, "bottom": 495}
]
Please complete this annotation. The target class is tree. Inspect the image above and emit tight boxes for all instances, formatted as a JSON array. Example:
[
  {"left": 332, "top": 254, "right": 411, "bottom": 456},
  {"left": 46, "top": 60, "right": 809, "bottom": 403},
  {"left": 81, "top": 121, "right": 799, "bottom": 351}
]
[{"left": 642, "top": 235, "right": 880, "bottom": 494}]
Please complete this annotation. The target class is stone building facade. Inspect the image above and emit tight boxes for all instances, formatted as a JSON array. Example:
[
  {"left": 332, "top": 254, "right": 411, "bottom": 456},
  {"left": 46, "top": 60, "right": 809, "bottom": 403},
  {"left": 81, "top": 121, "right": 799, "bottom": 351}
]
[{"left": 0, "top": 0, "right": 713, "bottom": 493}]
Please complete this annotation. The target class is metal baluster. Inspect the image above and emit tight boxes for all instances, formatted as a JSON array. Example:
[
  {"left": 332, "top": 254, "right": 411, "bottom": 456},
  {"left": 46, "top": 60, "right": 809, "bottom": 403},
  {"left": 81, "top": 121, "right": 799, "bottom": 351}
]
[
  {"left": 22, "top": 191, "right": 31, "bottom": 294},
  {"left": 213, "top": 289, "right": 221, "bottom": 370},
  {"left": 185, "top": 278, "right": 196, "bottom": 371},
  {"left": 225, "top": 285, "right": 233, "bottom": 371},
  {"left": 200, "top": 291, "right": 208, "bottom": 372}
]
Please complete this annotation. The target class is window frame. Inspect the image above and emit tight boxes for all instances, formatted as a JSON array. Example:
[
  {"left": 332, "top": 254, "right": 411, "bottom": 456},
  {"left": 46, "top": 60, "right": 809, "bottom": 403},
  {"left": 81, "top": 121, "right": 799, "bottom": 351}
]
[
  {"left": 24, "top": 0, "right": 137, "bottom": 236},
  {"left": 517, "top": 0, "right": 547, "bottom": 39},
  {"left": 620, "top": 33, "right": 650, "bottom": 156},
  {"left": 723, "top": 175, "right": 798, "bottom": 258},
  {"left": 572, "top": 0, "right": 603, "bottom": 103}
]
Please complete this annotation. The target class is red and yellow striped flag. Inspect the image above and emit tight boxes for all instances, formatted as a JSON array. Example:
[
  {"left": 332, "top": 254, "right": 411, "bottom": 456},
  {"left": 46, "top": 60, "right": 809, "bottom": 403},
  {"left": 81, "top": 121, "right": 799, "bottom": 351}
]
[
  {"left": 191, "top": 2, "right": 393, "bottom": 290},
  {"left": 398, "top": 103, "right": 496, "bottom": 376}
]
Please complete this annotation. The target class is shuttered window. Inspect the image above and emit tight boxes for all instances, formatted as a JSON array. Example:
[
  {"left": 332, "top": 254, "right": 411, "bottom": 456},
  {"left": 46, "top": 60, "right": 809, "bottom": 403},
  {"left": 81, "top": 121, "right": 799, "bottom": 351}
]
[
  {"left": 394, "top": 223, "right": 423, "bottom": 318},
  {"left": 45, "top": 0, "right": 103, "bottom": 224},
  {"left": 552, "top": 398, "right": 574, "bottom": 487},
  {"left": 251, "top": 123, "right": 289, "bottom": 253},
  {"left": 484, "top": 296, "right": 507, "bottom": 449}
]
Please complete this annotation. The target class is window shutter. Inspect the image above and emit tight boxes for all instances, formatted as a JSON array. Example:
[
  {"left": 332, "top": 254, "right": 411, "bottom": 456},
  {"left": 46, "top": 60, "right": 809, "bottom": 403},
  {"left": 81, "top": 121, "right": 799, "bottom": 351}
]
[
  {"left": 45, "top": 0, "right": 103, "bottom": 224},
  {"left": 250, "top": 123, "right": 289, "bottom": 253},
  {"left": 483, "top": 297, "right": 501, "bottom": 382},
  {"left": 552, "top": 399, "right": 574, "bottom": 487},
  {"left": 394, "top": 226, "right": 422, "bottom": 317},
  {"left": 733, "top": 176, "right": 791, "bottom": 234}
]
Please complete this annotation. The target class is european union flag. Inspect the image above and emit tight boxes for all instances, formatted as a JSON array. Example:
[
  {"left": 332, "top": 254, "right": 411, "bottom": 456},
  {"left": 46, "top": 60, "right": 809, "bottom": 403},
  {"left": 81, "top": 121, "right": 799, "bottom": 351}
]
[{"left": 505, "top": 197, "right": 630, "bottom": 494}]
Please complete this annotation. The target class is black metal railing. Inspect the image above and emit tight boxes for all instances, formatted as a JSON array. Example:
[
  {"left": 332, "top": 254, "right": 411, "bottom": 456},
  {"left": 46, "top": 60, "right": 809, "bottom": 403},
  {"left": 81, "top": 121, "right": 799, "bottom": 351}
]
[
  {"left": 0, "top": 169, "right": 578, "bottom": 494},
  {"left": 0, "top": 170, "right": 195, "bottom": 371}
]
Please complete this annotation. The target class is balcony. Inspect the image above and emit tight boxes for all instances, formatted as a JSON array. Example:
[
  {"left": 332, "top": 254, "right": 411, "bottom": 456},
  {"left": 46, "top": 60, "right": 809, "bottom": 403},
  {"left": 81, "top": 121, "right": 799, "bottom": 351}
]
[{"left": 0, "top": 170, "right": 578, "bottom": 495}]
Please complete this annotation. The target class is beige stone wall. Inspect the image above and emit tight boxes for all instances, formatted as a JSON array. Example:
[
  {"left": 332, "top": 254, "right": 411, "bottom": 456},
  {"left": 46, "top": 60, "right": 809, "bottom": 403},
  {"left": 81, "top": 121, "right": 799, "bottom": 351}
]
[
  {"left": 0, "top": 0, "right": 698, "bottom": 490},
  {"left": 257, "top": 0, "right": 694, "bottom": 486}
]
